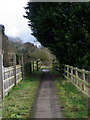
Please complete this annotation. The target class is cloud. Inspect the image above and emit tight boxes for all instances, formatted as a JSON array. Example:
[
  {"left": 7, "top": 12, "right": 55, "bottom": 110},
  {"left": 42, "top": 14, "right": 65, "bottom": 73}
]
[{"left": 0, "top": 0, "right": 38, "bottom": 44}]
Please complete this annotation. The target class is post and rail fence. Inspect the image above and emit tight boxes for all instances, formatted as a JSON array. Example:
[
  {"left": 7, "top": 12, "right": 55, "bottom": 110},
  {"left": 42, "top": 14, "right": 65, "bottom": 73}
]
[
  {"left": 53, "top": 63, "right": 90, "bottom": 98},
  {"left": 0, "top": 25, "right": 42, "bottom": 119},
  {"left": 64, "top": 65, "right": 90, "bottom": 98},
  {"left": 32, "top": 59, "right": 41, "bottom": 72},
  {"left": 0, "top": 54, "right": 23, "bottom": 99},
  {"left": 0, "top": 53, "right": 41, "bottom": 100}
]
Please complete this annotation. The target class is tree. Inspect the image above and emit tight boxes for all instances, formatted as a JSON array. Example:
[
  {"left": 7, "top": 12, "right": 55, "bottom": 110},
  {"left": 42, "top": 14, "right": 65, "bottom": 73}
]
[
  {"left": 24, "top": 2, "right": 90, "bottom": 70},
  {"left": 32, "top": 47, "right": 53, "bottom": 66}
]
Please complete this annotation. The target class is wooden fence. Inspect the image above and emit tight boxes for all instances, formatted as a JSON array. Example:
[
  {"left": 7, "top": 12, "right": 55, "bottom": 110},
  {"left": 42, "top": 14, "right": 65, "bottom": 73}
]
[
  {"left": 2, "top": 60, "right": 41, "bottom": 96},
  {"left": 32, "top": 59, "right": 41, "bottom": 72},
  {"left": 0, "top": 65, "right": 22, "bottom": 99},
  {"left": 64, "top": 65, "right": 90, "bottom": 97},
  {"left": 0, "top": 54, "right": 23, "bottom": 99},
  {"left": 0, "top": 54, "right": 41, "bottom": 99},
  {"left": 3, "top": 65, "right": 22, "bottom": 96}
]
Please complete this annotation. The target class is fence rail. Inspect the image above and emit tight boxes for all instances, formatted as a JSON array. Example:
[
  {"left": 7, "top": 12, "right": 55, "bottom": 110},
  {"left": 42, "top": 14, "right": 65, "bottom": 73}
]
[
  {"left": 0, "top": 53, "right": 24, "bottom": 99},
  {"left": 0, "top": 55, "right": 41, "bottom": 99},
  {"left": 2, "top": 65, "right": 22, "bottom": 97},
  {"left": 32, "top": 59, "right": 41, "bottom": 72},
  {"left": 64, "top": 65, "right": 90, "bottom": 97}
]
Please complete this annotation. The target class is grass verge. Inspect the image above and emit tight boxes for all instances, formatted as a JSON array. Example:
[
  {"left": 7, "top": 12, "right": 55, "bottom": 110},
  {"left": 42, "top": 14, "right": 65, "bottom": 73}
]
[
  {"left": 2, "top": 71, "right": 42, "bottom": 119},
  {"left": 51, "top": 71, "right": 89, "bottom": 118}
]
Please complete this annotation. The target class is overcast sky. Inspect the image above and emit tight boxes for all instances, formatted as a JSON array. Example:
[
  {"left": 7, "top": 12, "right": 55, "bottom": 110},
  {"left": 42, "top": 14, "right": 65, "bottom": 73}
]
[{"left": 0, "top": 0, "right": 41, "bottom": 46}]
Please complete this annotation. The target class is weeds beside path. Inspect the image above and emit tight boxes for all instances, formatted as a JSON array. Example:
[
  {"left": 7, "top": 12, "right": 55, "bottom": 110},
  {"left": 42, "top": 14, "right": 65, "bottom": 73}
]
[
  {"left": 51, "top": 71, "right": 89, "bottom": 118},
  {"left": 2, "top": 71, "right": 41, "bottom": 119}
]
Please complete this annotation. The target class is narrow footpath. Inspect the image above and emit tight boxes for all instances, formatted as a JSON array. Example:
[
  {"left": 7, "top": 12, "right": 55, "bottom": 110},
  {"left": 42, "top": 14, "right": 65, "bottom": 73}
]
[{"left": 33, "top": 71, "right": 64, "bottom": 118}]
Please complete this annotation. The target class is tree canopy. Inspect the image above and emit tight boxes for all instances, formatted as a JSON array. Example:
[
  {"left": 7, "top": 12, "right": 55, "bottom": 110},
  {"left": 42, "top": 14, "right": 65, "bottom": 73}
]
[
  {"left": 2, "top": 31, "right": 53, "bottom": 66},
  {"left": 24, "top": 2, "right": 90, "bottom": 70}
]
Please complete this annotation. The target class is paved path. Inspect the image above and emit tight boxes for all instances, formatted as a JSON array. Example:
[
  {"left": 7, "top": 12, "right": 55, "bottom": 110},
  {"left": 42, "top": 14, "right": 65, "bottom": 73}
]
[{"left": 33, "top": 71, "right": 64, "bottom": 118}]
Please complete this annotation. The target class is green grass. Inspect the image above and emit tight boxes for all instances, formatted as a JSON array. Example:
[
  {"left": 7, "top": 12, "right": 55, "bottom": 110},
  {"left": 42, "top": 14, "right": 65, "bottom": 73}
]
[
  {"left": 2, "top": 71, "right": 42, "bottom": 119},
  {"left": 40, "top": 65, "right": 51, "bottom": 70},
  {"left": 0, "top": 101, "right": 2, "bottom": 118},
  {"left": 51, "top": 71, "right": 89, "bottom": 118}
]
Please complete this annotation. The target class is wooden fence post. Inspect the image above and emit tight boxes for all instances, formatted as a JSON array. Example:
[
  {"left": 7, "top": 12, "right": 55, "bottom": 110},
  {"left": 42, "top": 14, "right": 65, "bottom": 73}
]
[
  {"left": 67, "top": 66, "right": 69, "bottom": 78},
  {"left": 64, "top": 65, "right": 67, "bottom": 77},
  {"left": 0, "top": 25, "right": 4, "bottom": 99},
  {"left": 21, "top": 55, "right": 24, "bottom": 80},
  {"left": 82, "top": 69, "right": 86, "bottom": 92},
  {"left": 0, "top": 25, "right": 3, "bottom": 54},
  {"left": 71, "top": 68, "right": 73, "bottom": 81},
  {"left": 30, "top": 61, "right": 32, "bottom": 74},
  {"left": 37, "top": 60, "right": 39, "bottom": 71},
  {"left": 76, "top": 68, "right": 79, "bottom": 86},
  {"left": 33, "top": 61, "right": 34, "bottom": 72},
  {"left": 0, "top": 53, "right": 4, "bottom": 99},
  {"left": 18, "top": 56, "right": 21, "bottom": 65},
  {"left": 88, "top": 74, "right": 90, "bottom": 117},
  {"left": 13, "top": 54, "right": 17, "bottom": 86}
]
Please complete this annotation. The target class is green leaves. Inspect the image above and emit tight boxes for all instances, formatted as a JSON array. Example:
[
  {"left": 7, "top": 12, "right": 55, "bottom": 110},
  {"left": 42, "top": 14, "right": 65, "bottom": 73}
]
[{"left": 24, "top": 3, "right": 90, "bottom": 70}]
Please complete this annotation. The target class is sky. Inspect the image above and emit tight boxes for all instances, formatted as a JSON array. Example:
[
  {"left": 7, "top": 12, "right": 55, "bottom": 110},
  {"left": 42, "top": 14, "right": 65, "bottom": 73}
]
[{"left": 0, "top": 0, "right": 41, "bottom": 46}]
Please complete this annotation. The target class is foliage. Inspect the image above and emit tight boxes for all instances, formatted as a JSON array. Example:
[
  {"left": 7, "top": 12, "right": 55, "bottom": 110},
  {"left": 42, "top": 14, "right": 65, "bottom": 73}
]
[
  {"left": 3, "top": 31, "right": 53, "bottom": 66},
  {"left": 32, "top": 47, "right": 53, "bottom": 65},
  {"left": 21, "top": 42, "right": 53, "bottom": 65},
  {"left": 24, "top": 3, "right": 90, "bottom": 70}
]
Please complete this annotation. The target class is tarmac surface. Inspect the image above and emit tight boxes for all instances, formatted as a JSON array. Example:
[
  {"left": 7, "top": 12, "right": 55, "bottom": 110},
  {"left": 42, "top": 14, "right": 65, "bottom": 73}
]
[{"left": 33, "top": 71, "right": 64, "bottom": 118}]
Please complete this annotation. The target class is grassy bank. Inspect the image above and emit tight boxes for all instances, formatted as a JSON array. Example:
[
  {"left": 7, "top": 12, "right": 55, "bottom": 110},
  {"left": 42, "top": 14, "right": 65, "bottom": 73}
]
[
  {"left": 51, "top": 71, "right": 89, "bottom": 118},
  {"left": 2, "top": 71, "right": 41, "bottom": 119}
]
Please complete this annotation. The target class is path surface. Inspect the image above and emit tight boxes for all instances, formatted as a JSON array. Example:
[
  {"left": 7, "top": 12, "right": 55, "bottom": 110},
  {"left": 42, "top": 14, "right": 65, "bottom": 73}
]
[{"left": 33, "top": 71, "right": 64, "bottom": 118}]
